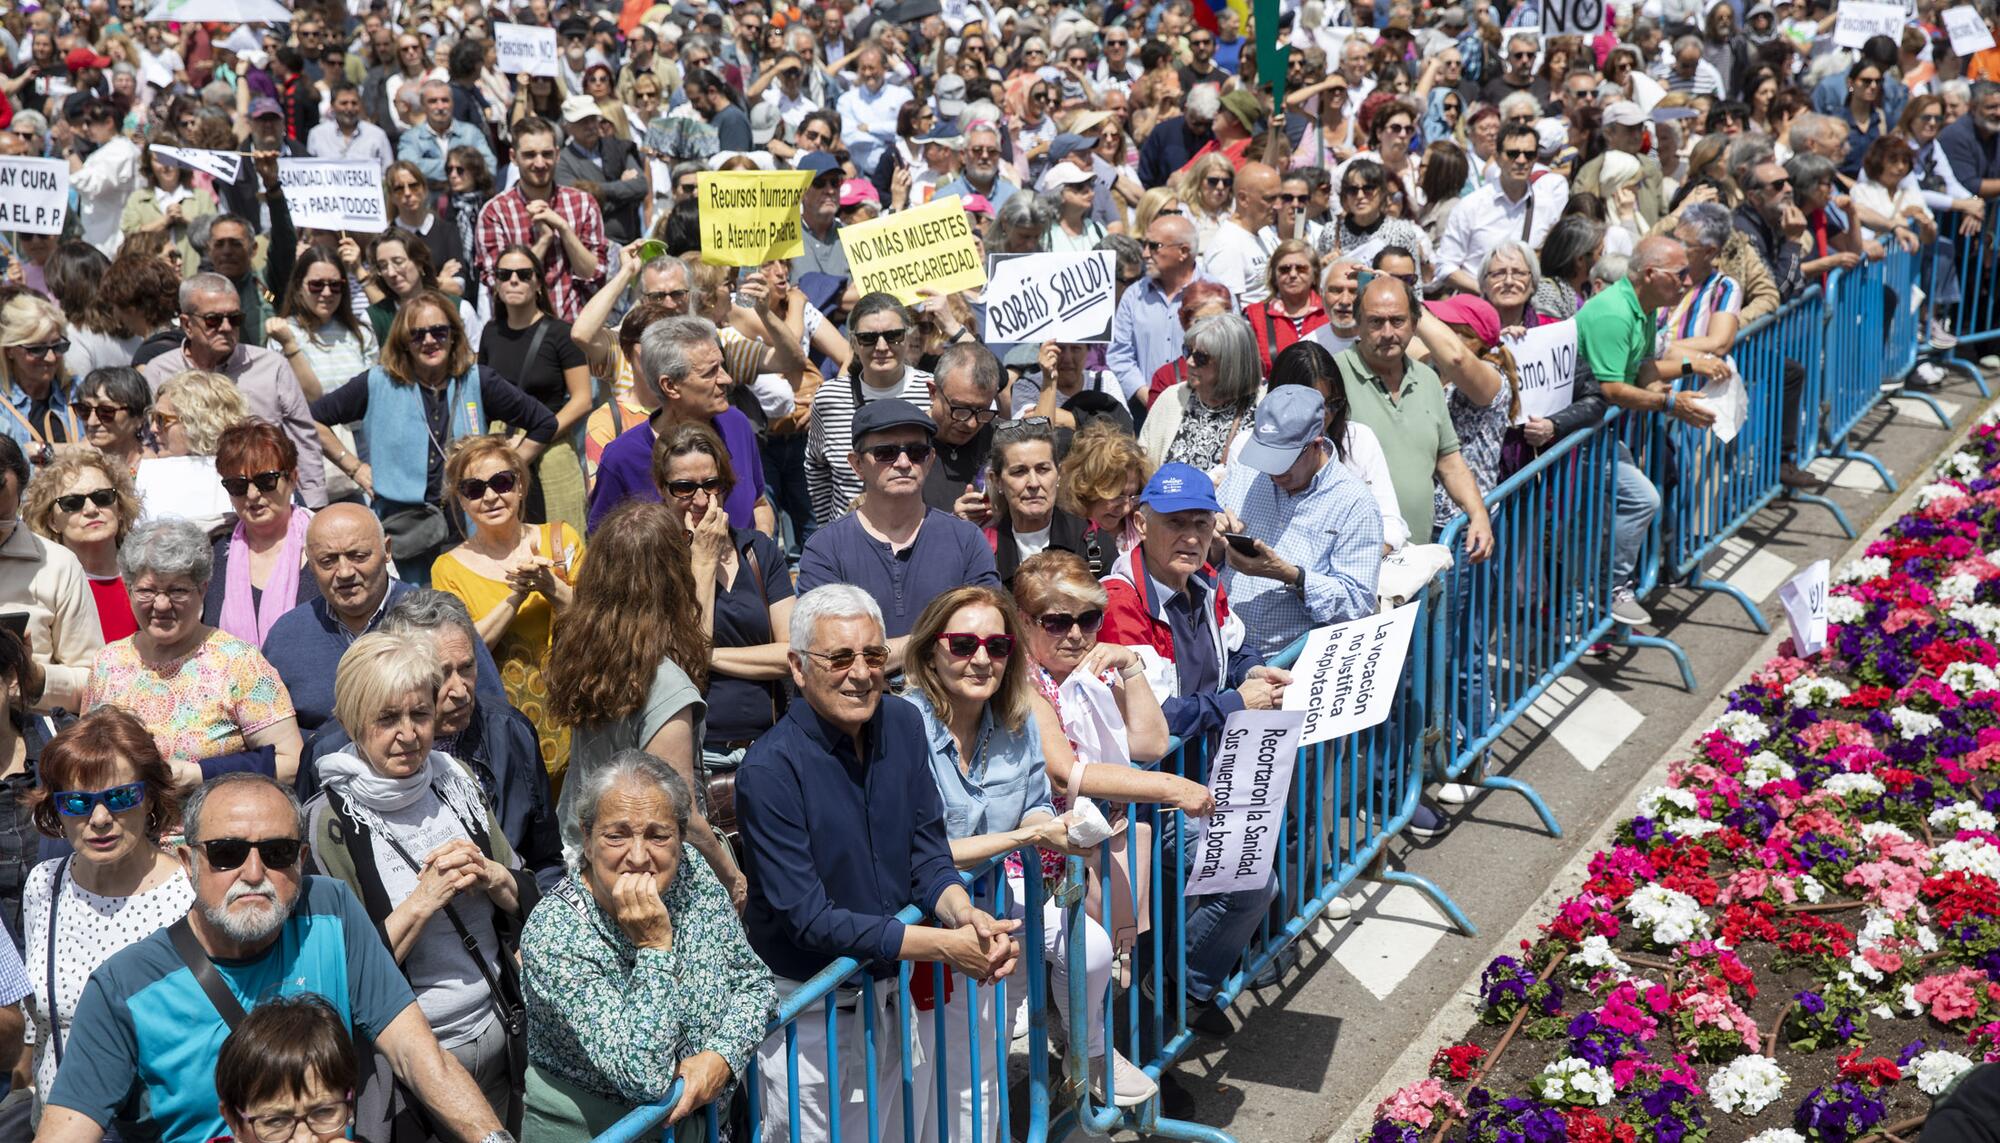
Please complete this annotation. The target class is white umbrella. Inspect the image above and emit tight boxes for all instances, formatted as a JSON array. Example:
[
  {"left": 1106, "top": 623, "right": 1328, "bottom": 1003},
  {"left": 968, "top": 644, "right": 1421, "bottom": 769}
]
[{"left": 143, "top": 0, "right": 292, "bottom": 22}]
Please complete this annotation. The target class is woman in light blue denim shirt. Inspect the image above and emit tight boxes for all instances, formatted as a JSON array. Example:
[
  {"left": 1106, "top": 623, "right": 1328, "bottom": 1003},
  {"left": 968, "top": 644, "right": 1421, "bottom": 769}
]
[{"left": 901, "top": 586, "right": 1156, "bottom": 1143}]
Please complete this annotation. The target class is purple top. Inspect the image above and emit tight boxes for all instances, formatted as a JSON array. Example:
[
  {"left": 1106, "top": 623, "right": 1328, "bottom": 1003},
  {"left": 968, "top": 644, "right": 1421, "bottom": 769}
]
[{"left": 586, "top": 407, "right": 766, "bottom": 533}]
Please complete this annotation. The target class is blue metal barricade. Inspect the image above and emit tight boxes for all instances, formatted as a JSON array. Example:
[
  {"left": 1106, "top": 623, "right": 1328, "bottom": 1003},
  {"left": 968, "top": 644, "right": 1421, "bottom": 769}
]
[
  {"left": 1814, "top": 259, "right": 1897, "bottom": 489},
  {"left": 1931, "top": 208, "right": 2000, "bottom": 395}
]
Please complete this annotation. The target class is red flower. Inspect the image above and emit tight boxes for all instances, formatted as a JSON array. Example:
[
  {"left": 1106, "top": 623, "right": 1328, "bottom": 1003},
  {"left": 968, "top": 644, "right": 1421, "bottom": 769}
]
[
  {"left": 1837, "top": 1049, "right": 1904, "bottom": 1087},
  {"left": 1429, "top": 1043, "right": 1486, "bottom": 1080}
]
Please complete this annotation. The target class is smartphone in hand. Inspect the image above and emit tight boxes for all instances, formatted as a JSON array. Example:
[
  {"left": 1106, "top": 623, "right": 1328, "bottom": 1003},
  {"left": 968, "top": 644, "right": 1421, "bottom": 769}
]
[{"left": 1220, "top": 532, "right": 1261, "bottom": 556}]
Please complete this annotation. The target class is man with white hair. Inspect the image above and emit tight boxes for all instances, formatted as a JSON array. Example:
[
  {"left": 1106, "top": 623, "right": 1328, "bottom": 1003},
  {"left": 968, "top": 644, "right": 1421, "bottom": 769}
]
[
  {"left": 1653, "top": 34, "right": 1724, "bottom": 96},
  {"left": 1109, "top": 212, "right": 1225, "bottom": 400},
  {"left": 935, "top": 123, "right": 1020, "bottom": 210},
  {"left": 835, "top": 45, "right": 912, "bottom": 174},
  {"left": 738, "top": 583, "right": 1021, "bottom": 1143},
  {"left": 1137, "top": 83, "right": 1220, "bottom": 188},
  {"left": 395, "top": 77, "right": 494, "bottom": 188}
]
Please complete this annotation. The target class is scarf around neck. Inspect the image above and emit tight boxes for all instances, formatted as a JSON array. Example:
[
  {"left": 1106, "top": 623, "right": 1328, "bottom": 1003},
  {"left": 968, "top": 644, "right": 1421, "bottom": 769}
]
[
  {"left": 317, "top": 749, "right": 492, "bottom": 850},
  {"left": 219, "top": 507, "right": 311, "bottom": 647}
]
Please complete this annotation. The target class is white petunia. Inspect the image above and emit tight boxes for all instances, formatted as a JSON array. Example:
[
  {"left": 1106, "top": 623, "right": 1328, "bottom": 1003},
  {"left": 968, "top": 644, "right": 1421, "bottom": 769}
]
[
  {"left": 1626, "top": 884, "right": 1712, "bottom": 946},
  {"left": 1912, "top": 1050, "right": 1977, "bottom": 1096},
  {"left": 1943, "top": 450, "right": 1984, "bottom": 480},
  {"left": 1710, "top": 710, "right": 1770, "bottom": 744},
  {"left": 1571, "top": 935, "right": 1631, "bottom": 977},
  {"left": 1799, "top": 873, "right": 1827, "bottom": 904},
  {"left": 1918, "top": 481, "right": 1969, "bottom": 508},
  {"left": 1943, "top": 661, "right": 2000, "bottom": 695},
  {"left": 1709, "top": 1055, "right": 1789, "bottom": 1115},
  {"left": 1531, "top": 1058, "right": 1615, "bottom": 1107},
  {"left": 1836, "top": 556, "right": 1892, "bottom": 583},
  {"left": 1785, "top": 675, "right": 1853, "bottom": 708},
  {"left": 1744, "top": 1131, "right": 1808, "bottom": 1143},
  {"left": 1892, "top": 706, "right": 1944, "bottom": 740},
  {"left": 1929, "top": 800, "right": 2000, "bottom": 835},
  {"left": 1937, "top": 573, "right": 1982, "bottom": 603},
  {"left": 1860, "top": 821, "right": 1914, "bottom": 844},
  {"left": 1826, "top": 594, "right": 1868, "bottom": 625},
  {"left": 1638, "top": 786, "right": 1700, "bottom": 820},
  {"left": 1824, "top": 772, "right": 1887, "bottom": 798},
  {"left": 1936, "top": 838, "right": 2000, "bottom": 880},
  {"left": 1951, "top": 602, "right": 2000, "bottom": 639}
]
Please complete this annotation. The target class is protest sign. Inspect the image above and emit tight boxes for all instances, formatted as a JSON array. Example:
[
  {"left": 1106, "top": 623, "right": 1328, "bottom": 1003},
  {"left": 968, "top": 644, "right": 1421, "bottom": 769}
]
[
  {"left": 277, "top": 160, "right": 390, "bottom": 234},
  {"left": 1508, "top": 319, "right": 1578, "bottom": 424},
  {"left": 494, "top": 22, "right": 560, "bottom": 76},
  {"left": 1834, "top": 1, "right": 1905, "bottom": 48},
  {"left": 983, "top": 251, "right": 1118, "bottom": 345},
  {"left": 838, "top": 195, "right": 987, "bottom": 303},
  {"left": 1280, "top": 601, "right": 1420, "bottom": 746},
  {"left": 696, "top": 170, "right": 814, "bottom": 267},
  {"left": 0, "top": 158, "right": 68, "bottom": 236},
  {"left": 1542, "top": 0, "right": 1604, "bottom": 36},
  {"left": 153, "top": 146, "right": 242, "bottom": 184},
  {"left": 1779, "top": 559, "right": 1830, "bottom": 656},
  {"left": 1185, "top": 709, "right": 1307, "bottom": 897},
  {"left": 1944, "top": 5, "right": 1997, "bottom": 54}
]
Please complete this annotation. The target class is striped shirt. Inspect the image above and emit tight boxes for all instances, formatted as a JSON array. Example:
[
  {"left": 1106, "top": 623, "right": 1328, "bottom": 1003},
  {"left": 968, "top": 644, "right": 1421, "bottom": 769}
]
[
  {"left": 1652, "top": 58, "right": 1725, "bottom": 97},
  {"left": 805, "top": 366, "right": 934, "bottom": 525},
  {"left": 1659, "top": 270, "right": 1742, "bottom": 348}
]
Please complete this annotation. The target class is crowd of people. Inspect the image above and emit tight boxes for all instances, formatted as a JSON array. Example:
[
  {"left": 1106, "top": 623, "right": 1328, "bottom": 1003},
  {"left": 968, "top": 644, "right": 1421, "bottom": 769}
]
[{"left": 0, "top": 0, "right": 1996, "bottom": 1138}]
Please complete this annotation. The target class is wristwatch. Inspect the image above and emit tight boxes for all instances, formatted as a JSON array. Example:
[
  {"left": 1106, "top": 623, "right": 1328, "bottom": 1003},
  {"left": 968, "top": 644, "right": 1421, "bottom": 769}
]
[
  {"left": 478, "top": 1130, "right": 516, "bottom": 1143},
  {"left": 1680, "top": 356, "right": 1693, "bottom": 379}
]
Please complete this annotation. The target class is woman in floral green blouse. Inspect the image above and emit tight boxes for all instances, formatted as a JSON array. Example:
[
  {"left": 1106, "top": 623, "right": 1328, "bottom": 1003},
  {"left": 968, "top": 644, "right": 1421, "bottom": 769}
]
[{"left": 520, "top": 749, "right": 776, "bottom": 1140}]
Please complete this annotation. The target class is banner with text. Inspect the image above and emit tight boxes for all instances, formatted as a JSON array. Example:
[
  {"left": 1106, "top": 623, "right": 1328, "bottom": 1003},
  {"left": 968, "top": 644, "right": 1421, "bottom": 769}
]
[
  {"left": 278, "top": 160, "right": 389, "bottom": 234},
  {"left": 1834, "top": 0, "right": 1906, "bottom": 48},
  {"left": 1944, "top": 5, "right": 1997, "bottom": 54},
  {"left": 153, "top": 146, "right": 242, "bottom": 184},
  {"left": 1541, "top": 0, "right": 1604, "bottom": 36},
  {"left": 697, "top": 170, "right": 814, "bottom": 267},
  {"left": 1185, "top": 709, "right": 1307, "bottom": 897},
  {"left": 0, "top": 158, "right": 67, "bottom": 236},
  {"left": 984, "top": 251, "right": 1118, "bottom": 344},
  {"left": 1280, "top": 601, "right": 1421, "bottom": 746},
  {"left": 1509, "top": 318, "right": 1579, "bottom": 424},
  {"left": 494, "top": 22, "right": 560, "bottom": 76},
  {"left": 838, "top": 194, "right": 987, "bottom": 303}
]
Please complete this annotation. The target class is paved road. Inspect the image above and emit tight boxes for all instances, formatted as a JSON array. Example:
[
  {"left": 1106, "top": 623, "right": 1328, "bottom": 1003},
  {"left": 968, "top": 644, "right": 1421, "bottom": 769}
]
[{"left": 1139, "top": 367, "right": 2000, "bottom": 1143}]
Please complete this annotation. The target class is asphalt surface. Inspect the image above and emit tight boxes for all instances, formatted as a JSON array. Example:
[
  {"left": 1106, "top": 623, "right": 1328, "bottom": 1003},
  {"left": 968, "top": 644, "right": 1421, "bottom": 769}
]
[{"left": 1125, "top": 361, "right": 2000, "bottom": 1143}]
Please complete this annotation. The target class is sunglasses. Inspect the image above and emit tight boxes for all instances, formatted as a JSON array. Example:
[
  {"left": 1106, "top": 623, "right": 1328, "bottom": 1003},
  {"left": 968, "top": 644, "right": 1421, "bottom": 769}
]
[
  {"left": 149, "top": 410, "right": 182, "bottom": 431},
  {"left": 1204, "top": 176, "right": 1234, "bottom": 188},
  {"left": 495, "top": 266, "right": 537, "bottom": 283},
  {"left": 54, "top": 487, "right": 116, "bottom": 513},
  {"left": 804, "top": 645, "right": 890, "bottom": 671},
  {"left": 220, "top": 470, "right": 286, "bottom": 497},
  {"left": 446, "top": 163, "right": 470, "bottom": 174},
  {"left": 457, "top": 470, "right": 519, "bottom": 500},
  {"left": 864, "top": 441, "right": 934, "bottom": 464},
  {"left": 391, "top": 179, "right": 424, "bottom": 193},
  {"left": 303, "top": 279, "right": 345, "bottom": 295},
  {"left": 1276, "top": 192, "right": 1309, "bottom": 204},
  {"left": 1754, "top": 175, "right": 1792, "bottom": 191},
  {"left": 15, "top": 339, "right": 71, "bottom": 359},
  {"left": 185, "top": 311, "right": 244, "bottom": 331},
  {"left": 1341, "top": 182, "right": 1381, "bottom": 196},
  {"left": 664, "top": 476, "right": 724, "bottom": 499},
  {"left": 196, "top": 837, "right": 304, "bottom": 871},
  {"left": 1036, "top": 609, "right": 1104, "bottom": 636},
  {"left": 54, "top": 781, "right": 146, "bottom": 817},
  {"left": 644, "top": 288, "right": 692, "bottom": 305},
  {"left": 938, "top": 632, "right": 1015, "bottom": 658},
  {"left": 1502, "top": 148, "right": 1538, "bottom": 160},
  {"left": 410, "top": 323, "right": 454, "bottom": 346},
  {"left": 856, "top": 328, "right": 908, "bottom": 346},
  {"left": 75, "top": 401, "right": 131, "bottom": 422}
]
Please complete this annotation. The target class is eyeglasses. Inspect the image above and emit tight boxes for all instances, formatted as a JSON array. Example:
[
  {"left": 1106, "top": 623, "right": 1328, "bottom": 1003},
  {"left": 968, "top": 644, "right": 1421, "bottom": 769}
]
[
  {"left": 410, "top": 324, "right": 454, "bottom": 346},
  {"left": 1753, "top": 175, "right": 1792, "bottom": 192},
  {"left": 1204, "top": 176, "right": 1234, "bottom": 189},
  {"left": 14, "top": 339, "right": 70, "bottom": 359},
  {"left": 196, "top": 836, "right": 304, "bottom": 871},
  {"left": 1190, "top": 350, "right": 1214, "bottom": 368},
  {"left": 1380, "top": 121, "right": 1413, "bottom": 135},
  {"left": 456, "top": 470, "right": 519, "bottom": 500},
  {"left": 801, "top": 128, "right": 833, "bottom": 145},
  {"left": 149, "top": 410, "right": 182, "bottom": 432},
  {"left": 185, "top": 310, "right": 244, "bottom": 331},
  {"left": 132, "top": 584, "right": 195, "bottom": 605},
  {"left": 221, "top": 470, "right": 287, "bottom": 497},
  {"left": 804, "top": 645, "right": 890, "bottom": 671},
  {"left": 938, "top": 632, "right": 1015, "bottom": 658},
  {"left": 390, "top": 178, "right": 423, "bottom": 193},
  {"left": 1509, "top": 50, "right": 1536, "bottom": 59},
  {"left": 1855, "top": 75, "right": 1882, "bottom": 87},
  {"left": 664, "top": 476, "right": 724, "bottom": 499},
  {"left": 54, "top": 781, "right": 145, "bottom": 817},
  {"left": 856, "top": 328, "right": 908, "bottom": 346},
  {"left": 675, "top": 181, "right": 700, "bottom": 194},
  {"left": 1189, "top": 36, "right": 1214, "bottom": 46},
  {"left": 940, "top": 396, "right": 997, "bottom": 423},
  {"left": 1276, "top": 262, "right": 1313, "bottom": 276},
  {"left": 303, "top": 279, "right": 345, "bottom": 296},
  {"left": 1486, "top": 267, "right": 1532, "bottom": 282},
  {"left": 966, "top": 145, "right": 1001, "bottom": 157},
  {"left": 1276, "top": 192, "right": 1310, "bottom": 204},
  {"left": 445, "top": 163, "right": 471, "bottom": 174},
  {"left": 495, "top": 266, "right": 537, "bottom": 283},
  {"left": 1341, "top": 181, "right": 1381, "bottom": 196},
  {"left": 864, "top": 441, "right": 934, "bottom": 464},
  {"left": 241, "top": 1102, "right": 352, "bottom": 1143},
  {"left": 1501, "top": 147, "right": 1538, "bottom": 160},
  {"left": 1035, "top": 609, "right": 1104, "bottom": 636},
  {"left": 75, "top": 402, "right": 131, "bottom": 423},
  {"left": 644, "top": 288, "right": 692, "bottom": 305}
]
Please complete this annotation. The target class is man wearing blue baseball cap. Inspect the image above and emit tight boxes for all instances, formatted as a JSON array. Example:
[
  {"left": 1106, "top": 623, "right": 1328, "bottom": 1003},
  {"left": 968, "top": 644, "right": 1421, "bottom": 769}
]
[{"left": 1217, "top": 386, "right": 1384, "bottom": 657}]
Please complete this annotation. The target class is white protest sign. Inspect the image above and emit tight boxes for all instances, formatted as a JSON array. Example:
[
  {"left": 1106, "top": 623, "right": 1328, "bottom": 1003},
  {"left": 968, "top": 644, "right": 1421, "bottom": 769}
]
[
  {"left": 153, "top": 145, "right": 242, "bottom": 184},
  {"left": 0, "top": 158, "right": 69, "bottom": 236},
  {"left": 1280, "top": 601, "right": 1421, "bottom": 746},
  {"left": 1507, "top": 319, "right": 1578, "bottom": 425},
  {"left": 1779, "top": 559, "right": 1830, "bottom": 656},
  {"left": 1541, "top": 0, "right": 1604, "bottom": 37},
  {"left": 983, "top": 251, "right": 1118, "bottom": 345},
  {"left": 493, "top": 22, "right": 559, "bottom": 77},
  {"left": 1944, "top": 6, "right": 1997, "bottom": 55},
  {"left": 277, "top": 159, "right": 389, "bottom": 234},
  {"left": 1834, "top": 1, "right": 1905, "bottom": 49},
  {"left": 1184, "top": 709, "right": 1307, "bottom": 897},
  {"left": 1698, "top": 368, "right": 1747, "bottom": 443}
]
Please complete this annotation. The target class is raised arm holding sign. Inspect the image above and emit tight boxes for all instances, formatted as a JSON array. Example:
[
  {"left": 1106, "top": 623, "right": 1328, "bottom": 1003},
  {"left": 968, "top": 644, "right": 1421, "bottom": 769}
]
[{"left": 0, "top": 158, "right": 68, "bottom": 236}]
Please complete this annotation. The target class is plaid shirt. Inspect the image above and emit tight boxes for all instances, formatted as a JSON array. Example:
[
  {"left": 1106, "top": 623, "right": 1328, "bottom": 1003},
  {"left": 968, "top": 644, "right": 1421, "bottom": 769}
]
[{"left": 475, "top": 184, "right": 606, "bottom": 322}]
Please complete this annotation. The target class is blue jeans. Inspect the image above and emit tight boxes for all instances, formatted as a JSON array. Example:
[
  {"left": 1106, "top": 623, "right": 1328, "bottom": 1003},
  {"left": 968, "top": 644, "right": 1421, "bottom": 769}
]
[
  {"left": 1163, "top": 813, "right": 1281, "bottom": 1004},
  {"left": 1613, "top": 442, "right": 1660, "bottom": 591}
]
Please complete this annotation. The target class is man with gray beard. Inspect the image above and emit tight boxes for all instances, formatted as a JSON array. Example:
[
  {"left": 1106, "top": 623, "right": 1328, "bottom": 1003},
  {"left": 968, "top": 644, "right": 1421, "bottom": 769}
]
[{"left": 34, "top": 774, "right": 511, "bottom": 1143}]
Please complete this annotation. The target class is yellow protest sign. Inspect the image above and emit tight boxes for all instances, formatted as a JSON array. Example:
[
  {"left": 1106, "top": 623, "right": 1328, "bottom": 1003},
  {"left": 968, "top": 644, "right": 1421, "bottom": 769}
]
[
  {"left": 836, "top": 195, "right": 987, "bottom": 304},
  {"left": 697, "top": 170, "right": 814, "bottom": 267}
]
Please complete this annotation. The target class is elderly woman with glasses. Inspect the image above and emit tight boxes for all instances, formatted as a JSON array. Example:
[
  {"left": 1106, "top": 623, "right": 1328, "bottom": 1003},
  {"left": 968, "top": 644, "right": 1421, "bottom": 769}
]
[
  {"left": 0, "top": 295, "right": 80, "bottom": 469},
  {"left": 1139, "top": 313, "right": 1263, "bottom": 474},
  {"left": 198, "top": 421, "right": 320, "bottom": 648},
  {"left": 520, "top": 749, "right": 773, "bottom": 1140},
  {"left": 1245, "top": 239, "right": 1327, "bottom": 374},
  {"left": 304, "top": 631, "right": 534, "bottom": 1133},
  {"left": 23, "top": 451, "right": 143, "bottom": 643},
  {"left": 21, "top": 707, "right": 193, "bottom": 1125},
  {"left": 134, "top": 370, "right": 246, "bottom": 534},
  {"left": 83, "top": 517, "right": 303, "bottom": 789},
  {"left": 308, "top": 290, "right": 559, "bottom": 585}
]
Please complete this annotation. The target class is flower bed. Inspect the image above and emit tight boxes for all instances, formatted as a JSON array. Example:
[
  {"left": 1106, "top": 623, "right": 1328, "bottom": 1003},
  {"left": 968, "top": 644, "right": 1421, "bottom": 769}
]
[{"left": 1362, "top": 422, "right": 2000, "bottom": 1143}]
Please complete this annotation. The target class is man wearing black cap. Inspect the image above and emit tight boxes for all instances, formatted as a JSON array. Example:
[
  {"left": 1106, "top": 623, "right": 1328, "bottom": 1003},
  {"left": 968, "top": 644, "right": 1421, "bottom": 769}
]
[
  {"left": 796, "top": 399, "right": 1002, "bottom": 641},
  {"left": 793, "top": 151, "right": 852, "bottom": 280},
  {"left": 556, "top": 15, "right": 598, "bottom": 94}
]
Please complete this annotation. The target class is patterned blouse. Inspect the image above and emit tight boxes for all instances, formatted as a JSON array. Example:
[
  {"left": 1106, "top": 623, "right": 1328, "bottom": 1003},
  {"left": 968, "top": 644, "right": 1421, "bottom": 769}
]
[
  {"left": 1165, "top": 398, "right": 1254, "bottom": 472},
  {"left": 1431, "top": 371, "right": 1517, "bottom": 533},
  {"left": 521, "top": 853, "right": 775, "bottom": 1104},
  {"left": 83, "top": 629, "right": 293, "bottom": 763}
]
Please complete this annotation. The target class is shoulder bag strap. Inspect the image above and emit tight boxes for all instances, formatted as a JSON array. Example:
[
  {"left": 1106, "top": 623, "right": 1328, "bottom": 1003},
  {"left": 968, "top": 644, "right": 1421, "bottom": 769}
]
[
  {"left": 1520, "top": 188, "right": 1536, "bottom": 243},
  {"left": 168, "top": 918, "right": 247, "bottom": 1029},
  {"left": 45, "top": 856, "right": 70, "bottom": 1066},
  {"left": 370, "top": 818, "right": 523, "bottom": 1035},
  {"left": 520, "top": 317, "right": 553, "bottom": 396}
]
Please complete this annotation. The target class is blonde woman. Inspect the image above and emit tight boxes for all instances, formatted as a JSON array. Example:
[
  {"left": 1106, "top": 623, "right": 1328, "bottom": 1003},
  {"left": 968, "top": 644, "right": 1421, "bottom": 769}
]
[
  {"left": 134, "top": 371, "right": 248, "bottom": 532},
  {"left": 0, "top": 294, "right": 80, "bottom": 467},
  {"left": 1175, "top": 152, "right": 1237, "bottom": 253},
  {"left": 1130, "top": 187, "right": 1183, "bottom": 242},
  {"left": 23, "top": 450, "right": 144, "bottom": 642}
]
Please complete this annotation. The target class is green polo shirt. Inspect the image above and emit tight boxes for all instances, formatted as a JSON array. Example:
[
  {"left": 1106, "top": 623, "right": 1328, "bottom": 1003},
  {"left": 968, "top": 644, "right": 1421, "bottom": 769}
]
[
  {"left": 1574, "top": 277, "right": 1656, "bottom": 386},
  {"left": 1335, "top": 348, "right": 1459, "bottom": 544}
]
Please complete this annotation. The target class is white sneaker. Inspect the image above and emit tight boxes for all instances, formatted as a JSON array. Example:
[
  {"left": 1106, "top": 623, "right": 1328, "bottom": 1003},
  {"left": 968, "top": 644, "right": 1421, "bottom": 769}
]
[
  {"left": 1916, "top": 362, "right": 1947, "bottom": 385},
  {"left": 1931, "top": 319, "right": 1959, "bottom": 350},
  {"left": 1091, "top": 1050, "right": 1159, "bottom": 1108},
  {"left": 1435, "top": 782, "right": 1481, "bottom": 804},
  {"left": 1611, "top": 588, "right": 1652, "bottom": 627},
  {"left": 1324, "top": 891, "right": 1365, "bottom": 921}
]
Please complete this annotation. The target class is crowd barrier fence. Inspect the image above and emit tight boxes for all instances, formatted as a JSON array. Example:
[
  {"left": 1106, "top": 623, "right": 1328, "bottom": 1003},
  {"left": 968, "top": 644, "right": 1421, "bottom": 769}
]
[
  {"left": 588, "top": 241, "right": 1950, "bottom": 1143},
  {"left": 1934, "top": 210, "right": 2000, "bottom": 395}
]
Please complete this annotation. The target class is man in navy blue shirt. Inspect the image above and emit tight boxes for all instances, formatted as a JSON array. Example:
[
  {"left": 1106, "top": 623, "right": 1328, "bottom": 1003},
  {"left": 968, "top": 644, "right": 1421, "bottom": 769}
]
[
  {"left": 795, "top": 400, "right": 1002, "bottom": 642},
  {"left": 738, "top": 583, "right": 1020, "bottom": 1143}
]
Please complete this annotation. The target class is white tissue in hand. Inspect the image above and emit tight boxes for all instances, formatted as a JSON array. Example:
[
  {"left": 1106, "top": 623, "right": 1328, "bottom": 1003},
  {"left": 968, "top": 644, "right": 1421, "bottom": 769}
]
[{"left": 1067, "top": 799, "right": 1114, "bottom": 847}]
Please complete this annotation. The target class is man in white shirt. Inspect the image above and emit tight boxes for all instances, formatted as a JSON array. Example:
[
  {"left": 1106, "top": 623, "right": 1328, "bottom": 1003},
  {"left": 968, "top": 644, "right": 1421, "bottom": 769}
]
[
  {"left": 66, "top": 98, "right": 138, "bottom": 257},
  {"left": 1307, "top": 259, "right": 1363, "bottom": 356},
  {"left": 1436, "top": 122, "right": 1567, "bottom": 293},
  {"left": 307, "top": 81, "right": 395, "bottom": 170},
  {"left": 836, "top": 45, "right": 912, "bottom": 176},
  {"left": 1203, "top": 162, "right": 1281, "bottom": 305},
  {"left": 1093, "top": 26, "right": 1142, "bottom": 93}
]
